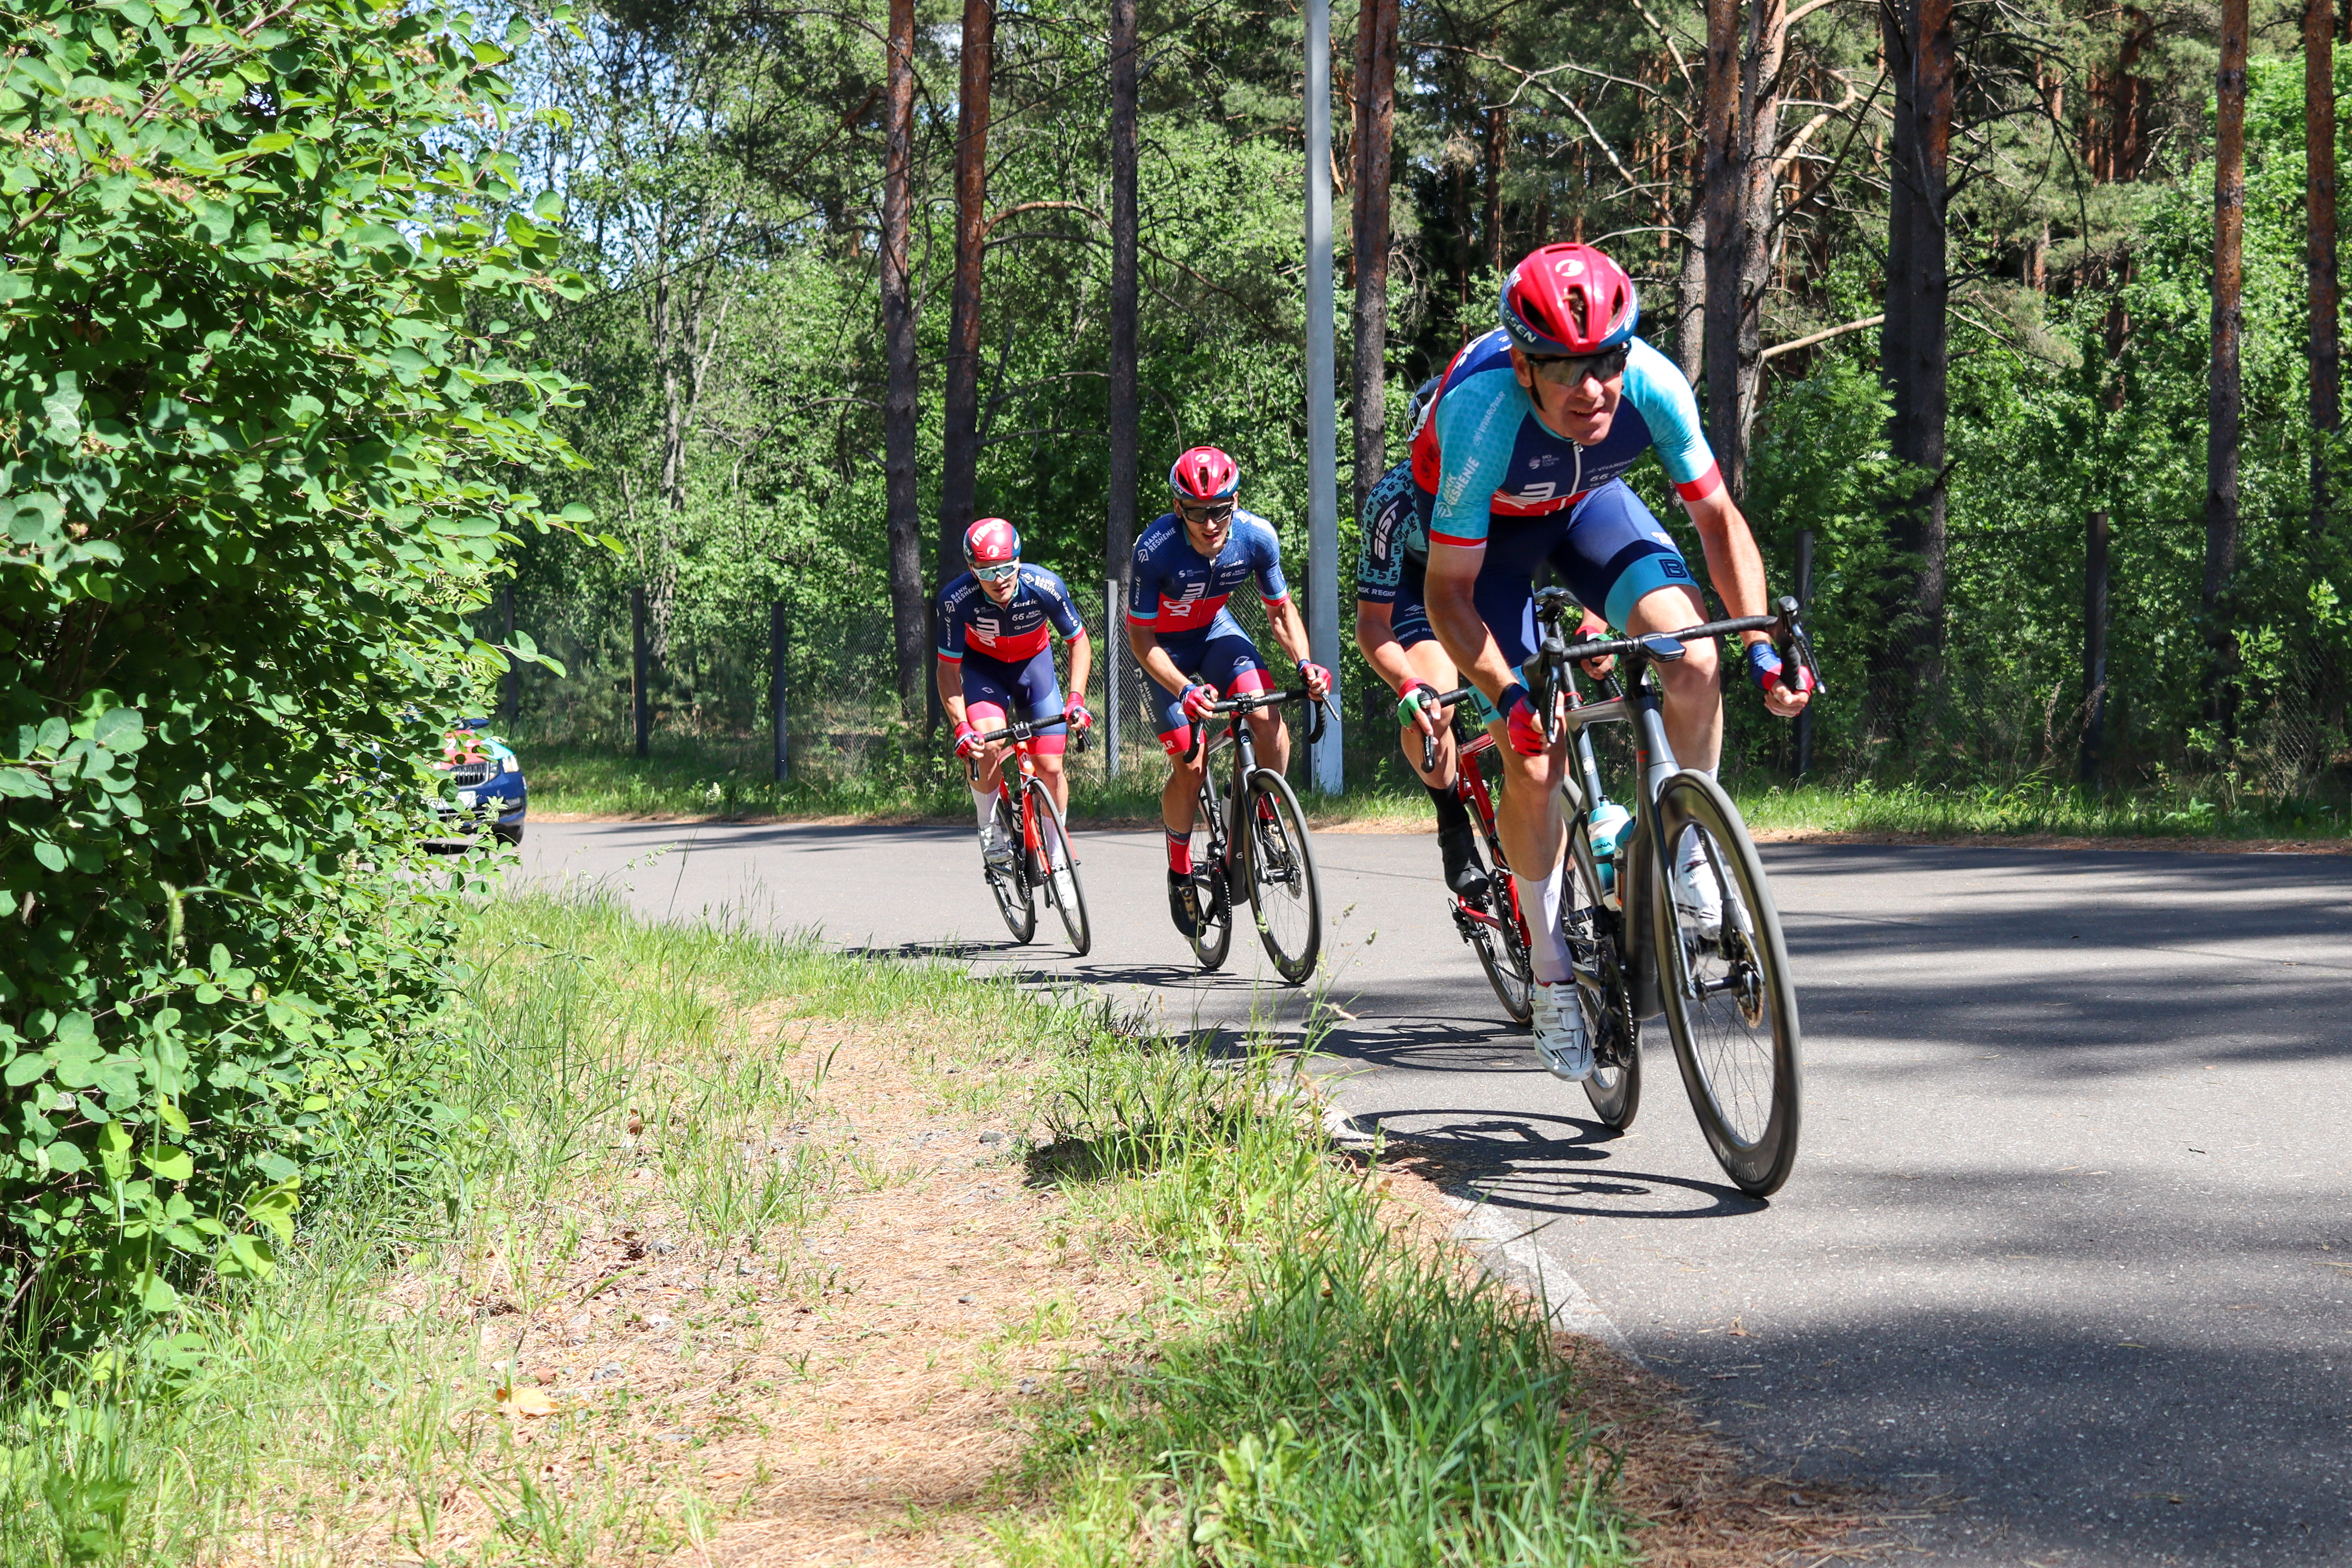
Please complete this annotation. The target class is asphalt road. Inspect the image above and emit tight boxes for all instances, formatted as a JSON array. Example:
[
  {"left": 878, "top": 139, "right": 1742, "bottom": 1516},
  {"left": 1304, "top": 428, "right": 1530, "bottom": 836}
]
[{"left": 521, "top": 816, "right": 2352, "bottom": 1567}]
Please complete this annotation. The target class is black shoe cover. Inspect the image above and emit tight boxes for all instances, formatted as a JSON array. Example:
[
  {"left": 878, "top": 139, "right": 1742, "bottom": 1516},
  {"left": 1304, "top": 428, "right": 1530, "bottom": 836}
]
[{"left": 1168, "top": 869, "right": 1204, "bottom": 938}]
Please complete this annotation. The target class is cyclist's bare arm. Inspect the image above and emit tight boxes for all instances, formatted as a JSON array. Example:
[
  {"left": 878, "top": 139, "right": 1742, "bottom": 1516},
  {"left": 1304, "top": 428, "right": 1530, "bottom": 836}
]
[
  {"left": 1424, "top": 541, "right": 1517, "bottom": 709},
  {"left": 1356, "top": 599, "right": 1443, "bottom": 740},
  {"left": 1677, "top": 488, "right": 1809, "bottom": 718},
  {"left": 1063, "top": 629, "right": 1093, "bottom": 708},
  {"left": 1263, "top": 596, "right": 1321, "bottom": 687},
  {"left": 935, "top": 656, "right": 971, "bottom": 732}
]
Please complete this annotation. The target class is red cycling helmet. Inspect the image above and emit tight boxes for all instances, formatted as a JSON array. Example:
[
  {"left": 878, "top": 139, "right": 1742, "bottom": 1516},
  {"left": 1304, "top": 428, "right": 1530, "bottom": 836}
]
[
  {"left": 1168, "top": 446, "right": 1240, "bottom": 502},
  {"left": 1500, "top": 243, "right": 1639, "bottom": 356},
  {"left": 963, "top": 517, "right": 1021, "bottom": 569}
]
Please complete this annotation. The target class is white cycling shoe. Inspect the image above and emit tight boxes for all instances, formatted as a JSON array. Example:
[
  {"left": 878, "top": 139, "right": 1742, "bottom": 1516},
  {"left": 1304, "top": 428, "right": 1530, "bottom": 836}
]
[
  {"left": 979, "top": 827, "right": 1017, "bottom": 873},
  {"left": 1530, "top": 980, "right": 1593, "bottom": 1082}
]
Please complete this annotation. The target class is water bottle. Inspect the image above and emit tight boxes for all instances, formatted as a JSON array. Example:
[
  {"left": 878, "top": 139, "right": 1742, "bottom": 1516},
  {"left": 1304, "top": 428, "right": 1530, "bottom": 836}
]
[{"left": 1588, "top": 800, "right": 1633, "bottom": 906}]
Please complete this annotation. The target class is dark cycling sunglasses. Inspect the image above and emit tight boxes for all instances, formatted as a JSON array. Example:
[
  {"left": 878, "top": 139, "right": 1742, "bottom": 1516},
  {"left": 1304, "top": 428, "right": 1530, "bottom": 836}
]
[
  {"left": 1175, "top": 496, "right": 1236, "bottom": 524},
  {"left": 1524, "top": 344, "right": 1630, "bottom": 387}
]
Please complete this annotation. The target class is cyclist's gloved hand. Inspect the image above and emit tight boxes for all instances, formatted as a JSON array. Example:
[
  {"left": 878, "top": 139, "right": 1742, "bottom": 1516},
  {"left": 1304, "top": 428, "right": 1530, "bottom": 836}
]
[
  {"left": 952, "top": 720, "right": 985, "bottom": 760},
  {"left": 1065, "top": 699, "right": 1094, "bottom": 733},
  {"left": 1179, "top": 682, "right": 1220, "bottom": 721},
  {"left": 1298, "top": 660, "right": 1333, "bottom": 699},
  {"left": 1499, "top": 682, "right": 1548, "bottom": 757},
  {"left": 1575, "top": 611, "right": 1617, "bottom": 678},
  {"left": 1745, "top": 642, "right": 1816, "bottom": 698},
  {"left": 1395, "top": 682, "right": 1443, "bottom": 733}
]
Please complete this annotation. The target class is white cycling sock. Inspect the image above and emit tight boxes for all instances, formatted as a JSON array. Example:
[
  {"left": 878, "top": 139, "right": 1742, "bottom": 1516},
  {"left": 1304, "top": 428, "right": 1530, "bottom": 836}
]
[
  {"left": 971, "top": 786, "right": 999, "bottom": 832},
  {"left": 1514, "top": 868, "right": 1573, "bottom": 985}
]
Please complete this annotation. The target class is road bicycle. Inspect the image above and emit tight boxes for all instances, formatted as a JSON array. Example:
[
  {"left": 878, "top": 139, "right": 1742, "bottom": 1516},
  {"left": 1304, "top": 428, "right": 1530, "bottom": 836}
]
[
  {"left": 1413, "top": 708, "right": 1536, "bottom": 1025},
  {"left": 1520, "top": 587, "right": 1824, "bottom": 1196},
  {"left": 1179, "top": 686, "right": 1334, "bottom": 985},
  {"left": 968, "top": 711, "right": 1092, "bottom": 956}
]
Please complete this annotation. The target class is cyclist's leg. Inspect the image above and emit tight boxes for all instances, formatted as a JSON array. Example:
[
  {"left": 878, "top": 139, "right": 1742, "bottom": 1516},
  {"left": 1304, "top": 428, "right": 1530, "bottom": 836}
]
[
  {"left": 1009, "top": 646, "right": 1072, "bottom": 821},
  {"left": 1557, "top": 480, "right": 1721, "bottom": 770},
  {"left": 1469, "top": 523, "right": 1577, "bottom": 981},
  {"left": 958, "top": 656, "right": 1017, "bottom": 803},
  {"left": 1152, "top": 629, "right": 1212, "bottom": 873},
  {"left": 1198, "top": 625, "right": 1286, "bottom": 776}
]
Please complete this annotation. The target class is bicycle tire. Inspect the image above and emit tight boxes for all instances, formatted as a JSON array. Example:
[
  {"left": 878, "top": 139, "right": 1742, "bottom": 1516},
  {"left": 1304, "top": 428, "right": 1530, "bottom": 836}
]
[
  {"left": 1241, "top": 767, "right": 1322, "bottom": 985},
  {"left": 1187, "top": 779, "right": 1233, "bottom": 971},
  {"left": 1649, "top": 771, "right": 1801, "bottom": 1195},
  {"left": 1466, "top": 876, "right": 1535, "bottom": 1027},
  {"left": 986, "top": 788, "right": 1036, "bottom": 944},
  {"left": 1566, "top": 815, "right": 1641, "bottom": 1129},
  {"left": 1035, "top": 792, "right": 1091, "bottom": 956}
]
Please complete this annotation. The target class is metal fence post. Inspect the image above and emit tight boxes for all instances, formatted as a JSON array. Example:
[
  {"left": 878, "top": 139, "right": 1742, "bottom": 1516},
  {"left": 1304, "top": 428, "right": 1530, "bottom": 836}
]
[
  {"left": 1303, "top": 0, "right": 1343, "bottom": 795},
  {"left": 771, "top": 600, "right": 789, "bottom": 783},
  {"left": 1102, "top": 578, "right": 1122, "bottom": 780},
  {"left": 1792, "top": 530, "right": 1814, "bottom": 780},
  {"left": 500, "top": 584, "right": 518, "bottom": 726},
  {"left": 631, "top": 585, "right": 650, "bottom": 759},
  {"left": 2082, "top": 509, "right": 2109, "bottom": 786}
]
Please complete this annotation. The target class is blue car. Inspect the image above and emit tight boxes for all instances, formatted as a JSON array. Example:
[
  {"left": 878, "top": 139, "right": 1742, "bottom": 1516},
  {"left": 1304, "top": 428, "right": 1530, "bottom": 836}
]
[{"left": 427, "top": 717, "right": 527, "bottom": 849}]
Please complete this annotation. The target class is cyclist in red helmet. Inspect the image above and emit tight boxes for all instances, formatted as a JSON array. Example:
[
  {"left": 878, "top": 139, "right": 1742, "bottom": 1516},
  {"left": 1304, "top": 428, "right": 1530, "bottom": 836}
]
[
  {"left": 1130, "top": 446, "right": 1332, "bottom": 938},
  {"left": 1415, "top": 242, "right": 1811, "bottom": 1079},
  {"left": 937, "top": 517, "right": 1092, "bottom": 874}
]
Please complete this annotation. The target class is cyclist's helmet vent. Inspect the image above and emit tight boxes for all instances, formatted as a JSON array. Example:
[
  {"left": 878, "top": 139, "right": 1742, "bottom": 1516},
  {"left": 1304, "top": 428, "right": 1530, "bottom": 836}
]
[
  {"left": 1501, "top": 243, "right": 1639, "bottom": 356},
  {"left": 963, "top": 517, "right": 1022, "bottom": 569},
  {"left": 1168, "top": 446, "right": 1240, "bottom": 501}
]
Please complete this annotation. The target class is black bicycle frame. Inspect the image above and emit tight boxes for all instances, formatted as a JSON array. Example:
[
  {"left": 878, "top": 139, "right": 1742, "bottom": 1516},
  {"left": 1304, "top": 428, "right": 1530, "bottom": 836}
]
[{"left": 1183, "top": 686, "right": 1326, "bottom": 872}]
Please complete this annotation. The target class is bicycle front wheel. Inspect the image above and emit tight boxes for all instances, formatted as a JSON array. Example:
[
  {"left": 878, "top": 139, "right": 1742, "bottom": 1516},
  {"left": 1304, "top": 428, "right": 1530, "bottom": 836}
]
[
  {"left": 1188, "top": 780, "right": 1234, "bottom": 971},
  {"left": 1034, "top": 791, "right": 1091, "bottom": 956},
  {"left": 1241, "top": 768, "right": 1322, "bottom": 985},
  {"left": 1649, "top": 772, "right": 1800, "bottom": 1195},
  {"left": 1467, "top": 875, "right": 1534, "bottom": 1026},
  {"left": 1566, "top": 815, "right": 1640, "bottom": 1129},
  {"left": 987, "top": 789, "right": 1036, "bottom": 944}
]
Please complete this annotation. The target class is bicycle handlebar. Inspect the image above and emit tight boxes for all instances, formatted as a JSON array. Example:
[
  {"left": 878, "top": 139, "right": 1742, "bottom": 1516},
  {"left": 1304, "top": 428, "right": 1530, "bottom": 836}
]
[
  {"left": 1180, "top": 685, "right": 1332, "bottom": 765},
  {"left": 968, "top": 711, "right": 1092, "bottom": 756}
]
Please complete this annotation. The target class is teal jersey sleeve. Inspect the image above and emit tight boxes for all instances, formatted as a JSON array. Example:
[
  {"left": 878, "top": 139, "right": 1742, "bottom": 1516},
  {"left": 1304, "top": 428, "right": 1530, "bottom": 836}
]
[
  {"left": 1428, "top": 369, "right": 1532, "bottom": 547},
  {"left": 1620, "top": 339, "right": 1722, "bottom": 498}
]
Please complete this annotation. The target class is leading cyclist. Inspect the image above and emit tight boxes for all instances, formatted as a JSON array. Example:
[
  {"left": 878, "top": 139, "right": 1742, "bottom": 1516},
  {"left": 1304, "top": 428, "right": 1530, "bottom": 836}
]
[
  {"left": 1130, "top": 446, "right": 1333, "bottom": 938},
  {"left": 937, "top": 518, "right": 1093, "bottom": 871},
  {"left": 1421, "top": 242, "right": 1812, "bottom": 1079}
]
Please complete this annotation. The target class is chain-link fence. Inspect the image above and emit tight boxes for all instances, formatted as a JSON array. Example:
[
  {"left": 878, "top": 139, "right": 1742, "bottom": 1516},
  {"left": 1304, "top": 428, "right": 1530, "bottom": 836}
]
[{"left": 499, "top": 575, "right": 2349, "bottom": 805}]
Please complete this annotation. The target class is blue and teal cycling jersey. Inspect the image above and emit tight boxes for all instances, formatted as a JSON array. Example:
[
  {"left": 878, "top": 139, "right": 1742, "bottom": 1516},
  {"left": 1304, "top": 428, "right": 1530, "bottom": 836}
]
[
  {"left": 1408, "top": 329, "right": 1721, "bottom": 548},
  {"left": 1354, "top": 460, "right": 1428, "bottom": 605}
]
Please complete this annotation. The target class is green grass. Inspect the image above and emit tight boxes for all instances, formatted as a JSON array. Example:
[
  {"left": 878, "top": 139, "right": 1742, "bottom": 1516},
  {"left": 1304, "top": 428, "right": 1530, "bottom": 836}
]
[
  {"left": 0, "top": 891, "right": 1638, "bottom": 1565},
  {"left": 1003, "top": 1041, "right": 1633, "bottom": 1566},
  {"left": 1734, "top": 777, "right": 2351, "bottom": 842},
  {"left": 522, "top": 733, "right": 2349, "bottom": 844}
]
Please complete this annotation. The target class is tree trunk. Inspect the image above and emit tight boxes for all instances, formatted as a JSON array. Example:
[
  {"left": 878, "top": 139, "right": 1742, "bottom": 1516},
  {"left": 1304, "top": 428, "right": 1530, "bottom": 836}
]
[
  {"left": 2309, "top": 0, "right": 2340, "bottom": 544},
  {"left": 1676, "top": 202, "right": 1707, "bottom": 381},
  {"left": 938, "top": 0, "right": 997, "bottom": 584},
  {"left": 1106, "top": 0, "right": 1140, "bottom": 585},
  {"left": 1701, "top": 0, "right": 1742, "bottom": 474},
  {"left": 1482, "top": 105, "right": 1508, "bottom": 274},
  {"left": 1879, "top": 0, "right": 1954, "bottom": 714},
  {"left": 881, "top": 0, "right": 925, "bottom": 721},
  {"left": 2204, "top": 0, "right": 2249, "bottom": 737},
  {"left": 1731, "top": 0, "right": 1788, "bottom": 488},
  {"left": 1350, "top": 0, "right": 1399, "bottom": 518}
]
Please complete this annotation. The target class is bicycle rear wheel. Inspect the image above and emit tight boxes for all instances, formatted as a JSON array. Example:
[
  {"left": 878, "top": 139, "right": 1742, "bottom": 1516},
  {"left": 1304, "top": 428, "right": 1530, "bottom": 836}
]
[
  {"left": 1649, "top": 772, "right": 1800, "bottom": 1195},
  {"left": 1187, "top": 781, "right": 1233, "bottom": 971},
  {"left": 1242, "top": 767, "right": 1322, "bottom": 985},
  {"left": 1566, "top": 816, "right": 1640, "bottom": 1128},
  {"left": 1034, "top": 792, "right": 1091, "bottom": 956},
  {"left": 986, "top": 788, "right": 1036, "bottom": 944}
]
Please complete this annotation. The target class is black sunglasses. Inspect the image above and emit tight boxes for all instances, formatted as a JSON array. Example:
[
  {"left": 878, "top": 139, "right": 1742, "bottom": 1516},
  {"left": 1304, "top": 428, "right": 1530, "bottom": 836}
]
[{"left": 1524, "top": 344, "right": 1630, "bottom": 387}]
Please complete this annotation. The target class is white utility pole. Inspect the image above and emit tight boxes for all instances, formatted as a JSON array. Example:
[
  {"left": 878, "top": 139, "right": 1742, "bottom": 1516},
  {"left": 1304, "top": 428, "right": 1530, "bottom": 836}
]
[{"left": 1303, "top": 0, "right": 1344, "bottom": 793}]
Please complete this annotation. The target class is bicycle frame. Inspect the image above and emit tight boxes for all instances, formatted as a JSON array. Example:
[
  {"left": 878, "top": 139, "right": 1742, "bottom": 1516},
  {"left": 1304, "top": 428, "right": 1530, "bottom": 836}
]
[
  {"left": 968, "top": 713, "right": 1085, "bottom": 883},
  {"left": 1185, "top": 687, "right": 1322, "bottom": 879}
]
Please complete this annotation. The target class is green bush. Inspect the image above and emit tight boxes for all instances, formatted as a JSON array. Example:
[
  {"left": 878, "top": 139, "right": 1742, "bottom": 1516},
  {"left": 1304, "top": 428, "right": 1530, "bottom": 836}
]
[{"left": 0, "top": 0, "right": 589, "bottom": 1339}]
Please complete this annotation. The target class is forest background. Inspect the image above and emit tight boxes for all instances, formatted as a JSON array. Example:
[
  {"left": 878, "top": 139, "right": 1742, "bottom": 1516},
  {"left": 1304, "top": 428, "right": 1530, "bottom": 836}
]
[{"left": 498, "top": 0, "right": 2352, "bottom": 808}]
